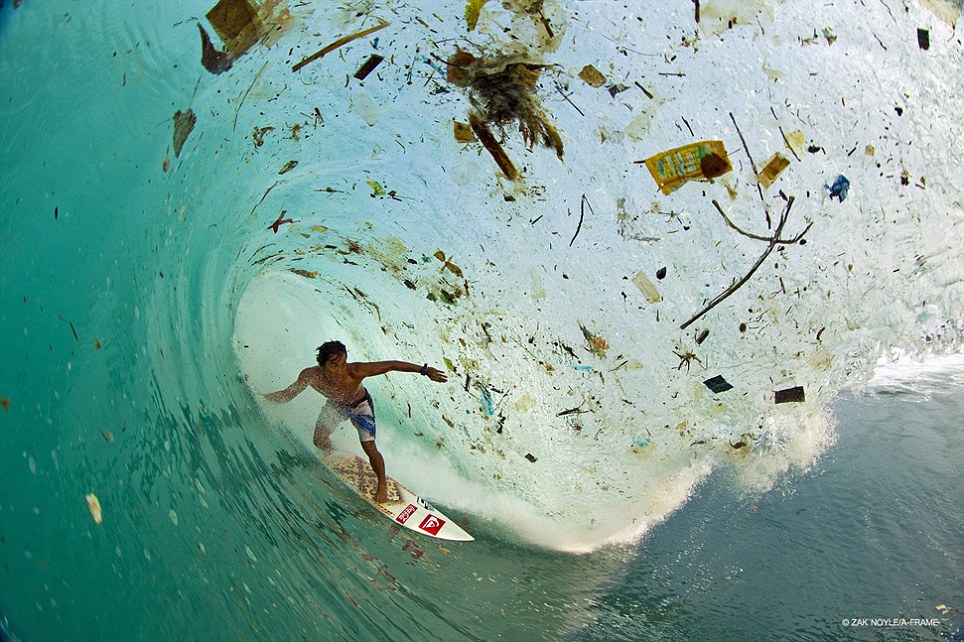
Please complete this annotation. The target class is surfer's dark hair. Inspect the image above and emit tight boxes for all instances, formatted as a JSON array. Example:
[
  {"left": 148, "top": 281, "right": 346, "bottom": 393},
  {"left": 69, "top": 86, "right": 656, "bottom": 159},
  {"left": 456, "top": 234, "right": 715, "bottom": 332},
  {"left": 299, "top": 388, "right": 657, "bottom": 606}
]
[{"left": 317, "top": 341, "right": 347, "bottom": 366}]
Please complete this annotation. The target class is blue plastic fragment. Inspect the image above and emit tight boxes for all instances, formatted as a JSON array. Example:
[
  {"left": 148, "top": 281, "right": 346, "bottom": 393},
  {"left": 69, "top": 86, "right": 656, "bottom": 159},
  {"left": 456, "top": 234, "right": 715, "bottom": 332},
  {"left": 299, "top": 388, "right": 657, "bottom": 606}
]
[
  {"left": 573, "top": 365, "right": 593, "bottom": 371},
  {"left": 827, "top": 174, "right": 850, "bottom": 202},
  {"left": 481, "top": 389, "right": 494, "bottom": 416}
]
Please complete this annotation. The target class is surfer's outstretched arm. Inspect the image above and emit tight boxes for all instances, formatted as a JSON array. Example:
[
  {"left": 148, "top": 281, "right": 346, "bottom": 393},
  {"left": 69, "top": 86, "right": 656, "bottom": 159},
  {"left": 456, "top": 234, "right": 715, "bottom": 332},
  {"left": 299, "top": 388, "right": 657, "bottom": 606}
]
[
  {"left": 264, "top": 368, "right": 312, "bottom": 402},
  {"left": 350, "top": 361, "right": 448, "bottom": 383}
]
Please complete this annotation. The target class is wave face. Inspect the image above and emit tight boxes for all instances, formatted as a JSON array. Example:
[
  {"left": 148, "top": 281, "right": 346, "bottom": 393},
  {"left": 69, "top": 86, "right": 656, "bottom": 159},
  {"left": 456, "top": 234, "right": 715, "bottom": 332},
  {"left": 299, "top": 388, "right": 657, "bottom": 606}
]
[{"left": 1, "top": 0, "right": 962, "bottom": 639}]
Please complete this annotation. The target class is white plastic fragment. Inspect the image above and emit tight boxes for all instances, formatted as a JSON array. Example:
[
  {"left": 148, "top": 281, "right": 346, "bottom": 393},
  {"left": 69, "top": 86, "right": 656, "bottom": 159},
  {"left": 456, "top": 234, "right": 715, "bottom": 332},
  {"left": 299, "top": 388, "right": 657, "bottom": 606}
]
[
  {"left": 632, "top": 271, "right": 662, "bottom": 303},
  {"left": 85, "top": 493, "right": 103, "bottom": 524}
]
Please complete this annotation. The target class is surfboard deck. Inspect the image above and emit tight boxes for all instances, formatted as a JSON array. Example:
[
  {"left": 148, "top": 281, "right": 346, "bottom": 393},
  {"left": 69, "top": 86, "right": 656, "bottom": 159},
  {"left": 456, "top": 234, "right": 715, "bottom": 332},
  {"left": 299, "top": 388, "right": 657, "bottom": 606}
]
[{"left": 324, "top": 454, "right": 474, "bottom": 542}]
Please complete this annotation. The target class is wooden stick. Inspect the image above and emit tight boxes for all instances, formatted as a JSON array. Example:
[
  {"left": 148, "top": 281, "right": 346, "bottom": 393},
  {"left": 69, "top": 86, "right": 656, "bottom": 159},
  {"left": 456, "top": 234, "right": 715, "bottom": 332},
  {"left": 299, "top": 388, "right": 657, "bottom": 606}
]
[
  {"left": 292, "top": 19, "right": 389, "bottom": 72},
  {"left": 711, "top": 200, "right": 810, "bottom": 244},
  {"left": 680, "top": 198, "right": 795, "bottom": 330}
]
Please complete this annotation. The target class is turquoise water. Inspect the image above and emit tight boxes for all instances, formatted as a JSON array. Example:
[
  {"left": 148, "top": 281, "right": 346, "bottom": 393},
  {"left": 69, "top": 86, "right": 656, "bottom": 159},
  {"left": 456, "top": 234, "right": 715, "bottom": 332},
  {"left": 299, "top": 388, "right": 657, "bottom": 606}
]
[{"left": 2, "top": 0, "right": 963, "bottom": 640}]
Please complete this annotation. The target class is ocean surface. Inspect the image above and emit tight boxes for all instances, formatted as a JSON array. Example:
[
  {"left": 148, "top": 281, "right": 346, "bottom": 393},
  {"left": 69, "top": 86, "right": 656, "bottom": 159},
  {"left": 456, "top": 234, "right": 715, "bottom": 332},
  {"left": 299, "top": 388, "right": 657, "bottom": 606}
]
[{"left": 1, "top": 0, "right": 962, "bottom": 640}]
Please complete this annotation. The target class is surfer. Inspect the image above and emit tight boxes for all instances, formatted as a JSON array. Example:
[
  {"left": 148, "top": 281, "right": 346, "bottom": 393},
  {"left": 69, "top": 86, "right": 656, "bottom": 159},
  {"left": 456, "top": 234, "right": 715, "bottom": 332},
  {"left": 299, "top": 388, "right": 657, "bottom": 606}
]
[{"left": 264, "top": 341, "right": 448, "bottom": 503}]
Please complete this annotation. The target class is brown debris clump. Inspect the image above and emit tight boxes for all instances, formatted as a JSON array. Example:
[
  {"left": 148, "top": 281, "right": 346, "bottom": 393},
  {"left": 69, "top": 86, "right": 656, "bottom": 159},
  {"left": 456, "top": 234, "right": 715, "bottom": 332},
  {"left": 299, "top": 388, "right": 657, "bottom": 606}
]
[{"left": 447, "top": 48, "right": 563, "bottom": 177}]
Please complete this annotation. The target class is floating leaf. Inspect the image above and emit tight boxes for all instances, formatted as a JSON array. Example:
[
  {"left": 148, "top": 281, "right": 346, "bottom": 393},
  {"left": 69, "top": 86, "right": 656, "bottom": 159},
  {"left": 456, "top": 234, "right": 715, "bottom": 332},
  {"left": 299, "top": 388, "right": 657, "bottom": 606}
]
[
  {"left": 173, "top": 109, "right": 197, "bottom": 158},
  {"left": 465, "top": 0, "right": 489, "bottom": 31}
]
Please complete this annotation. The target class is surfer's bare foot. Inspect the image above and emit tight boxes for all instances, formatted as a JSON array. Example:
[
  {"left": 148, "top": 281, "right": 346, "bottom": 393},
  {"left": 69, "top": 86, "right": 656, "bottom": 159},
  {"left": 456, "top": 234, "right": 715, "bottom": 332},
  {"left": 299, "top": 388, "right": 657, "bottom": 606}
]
[{"left": 375, "top": 485, "right": 389, "bottom": 503}]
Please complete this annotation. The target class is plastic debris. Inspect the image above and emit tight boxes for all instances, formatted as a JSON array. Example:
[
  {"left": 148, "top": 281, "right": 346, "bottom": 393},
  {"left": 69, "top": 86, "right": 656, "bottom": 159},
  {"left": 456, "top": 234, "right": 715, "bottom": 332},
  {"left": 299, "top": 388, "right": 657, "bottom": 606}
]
[
  {"left": 198, "top": 24, "right": 234, "bottom": 74},
  {"left": 917, "top": 28, "right": 930, "bottom": 50},
  {"left": 207, "top": 0, "right": 260, "bottom": 54},
  {"left": 453, "top": 121, "right": 476, "bottom": 143},
  {"left": 757, "top": 153, "right": 790, "bottom": 189},
  {"left": 827, "top": 175, "right": 850, "bottom": 202},
  {"left": 354, "top": 54, "right": 384, "bottom": 80},
  {"left": 580, "top": 324, "right": 609, "bottom": 357},
  {"left": 703, "top": 375, "right": 733, "bottom": 393},
  {"left": 481, "top": 388, "right": 494, "bottom": 416},
  {"left": 578, "top": 64, "right": 607, "bottom": 88},
  {"left": 447, "top": 49, "right": 564, "bottom": 170},
  {"left": 85, "top": 493, "right": 103, "bottom": 524},
  {"left": 642, "top": 140, "right": 731, "bottom": 194},
  {"left": 173, "top": 109, "right": 197, "bottom": 158},
  {"left": 525, "top": 453, "right": 538, "bottom": 463},
  {"left": 631, "top": 436, "right": 654, "bottom": 454},
  {"left": 465, "top": 0, "right": 489, "bottom": 31},
  {"left": 774, "top": 386, "right": 805, "bottom": 403},
  {"left": 632, "top": 271, "right": 662, "bottom": 303}
]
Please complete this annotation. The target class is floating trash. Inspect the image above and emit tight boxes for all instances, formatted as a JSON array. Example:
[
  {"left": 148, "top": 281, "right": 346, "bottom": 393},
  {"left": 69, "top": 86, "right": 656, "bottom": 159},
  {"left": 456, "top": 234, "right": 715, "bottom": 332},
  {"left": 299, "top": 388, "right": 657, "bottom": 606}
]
[{"left": 703, "top": 375, "right": 733, "bottom": 393}]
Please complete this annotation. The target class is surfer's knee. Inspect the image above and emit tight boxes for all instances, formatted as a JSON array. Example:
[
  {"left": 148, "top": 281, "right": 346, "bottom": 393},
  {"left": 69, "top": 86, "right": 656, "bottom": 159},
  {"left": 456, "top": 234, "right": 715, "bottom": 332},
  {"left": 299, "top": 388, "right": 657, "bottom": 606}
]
[{"left": 313, "top": 426, "right": 332, "bottom": 448}]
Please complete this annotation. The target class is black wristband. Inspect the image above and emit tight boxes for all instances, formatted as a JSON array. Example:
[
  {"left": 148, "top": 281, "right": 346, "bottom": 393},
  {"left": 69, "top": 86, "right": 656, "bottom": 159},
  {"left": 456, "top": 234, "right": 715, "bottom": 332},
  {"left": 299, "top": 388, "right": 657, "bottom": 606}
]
[{"left": 420, "top": 364, "right": 429, "bottom": 376}]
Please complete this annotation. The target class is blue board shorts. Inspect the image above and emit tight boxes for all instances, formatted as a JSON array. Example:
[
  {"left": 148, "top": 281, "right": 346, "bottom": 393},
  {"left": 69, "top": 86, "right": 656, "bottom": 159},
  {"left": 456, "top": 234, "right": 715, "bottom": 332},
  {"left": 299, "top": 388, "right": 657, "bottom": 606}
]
[{"left": 316, "top": 392, "right": 376, "bottom": 442}]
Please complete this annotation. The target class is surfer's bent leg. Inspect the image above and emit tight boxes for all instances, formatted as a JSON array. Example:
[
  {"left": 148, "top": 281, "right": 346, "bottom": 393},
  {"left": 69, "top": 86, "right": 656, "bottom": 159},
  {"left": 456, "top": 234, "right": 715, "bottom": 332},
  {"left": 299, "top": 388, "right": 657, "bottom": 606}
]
[
  {"left": 314, "top": 402, "right": 344, "bottom": 450},
  {"left": 351, "top": 395, "right": 387, "bottom": 502}
]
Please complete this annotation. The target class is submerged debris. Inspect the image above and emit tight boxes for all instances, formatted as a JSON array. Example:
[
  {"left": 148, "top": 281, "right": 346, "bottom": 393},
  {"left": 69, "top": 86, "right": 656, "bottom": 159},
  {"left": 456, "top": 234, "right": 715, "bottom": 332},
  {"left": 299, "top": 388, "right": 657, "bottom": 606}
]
[
  {"left": 642, "top": 140, "right": 731, "bottom": 194},
  {"left": 703, "top": 375, "right": 733, "bottom": 393},
  {"left": 85, "top": 493, "right": 103, "bottom": 524},
  {"left": 206, "top": 0, "right": 261, "bottom": 57},
  {"left": 774, "top": 386, "right": 805, "bottom": 404},
  {"left": 354, "top": 54, "right": 384, "bottom": 80},
  {"left": 578, "top": 64, "right": 607, "bottom": 87},
  {"left": 292, "top": 18, "right": 389, "bottom": 72},
  {"left": 465, "top": 0, "right": 489, "bottom": 31},
  {"left": 757, "top": 153, "right": 790, "bottom": 189},
  {"left": 827, "top": 174, "right": 850, "bottom": 202},
  {"left": 172, "top": 109, "right": 197, "bottom": 158},
  {"left": 580, "top": 324, "right": 609, "bottom": 358},
  {"left": 198, "top": 24, "right": 234, "bottom": 74},
  {"left": 447, "top": 48, "right": 564, "bottom": 178}
]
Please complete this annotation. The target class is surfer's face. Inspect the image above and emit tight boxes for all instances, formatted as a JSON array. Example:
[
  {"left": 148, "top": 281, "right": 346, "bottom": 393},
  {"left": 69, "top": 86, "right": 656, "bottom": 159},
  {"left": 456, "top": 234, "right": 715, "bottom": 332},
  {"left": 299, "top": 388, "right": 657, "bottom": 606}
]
[{"left": 323, "top": 351, "right": 347, "bottom": 376}]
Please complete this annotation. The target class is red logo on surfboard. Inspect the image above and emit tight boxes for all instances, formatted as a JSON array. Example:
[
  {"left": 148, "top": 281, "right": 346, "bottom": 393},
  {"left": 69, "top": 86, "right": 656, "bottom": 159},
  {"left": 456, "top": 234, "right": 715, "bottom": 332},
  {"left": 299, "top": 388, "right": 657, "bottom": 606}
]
[
  {"left": 396, "top": 504, "right": 418, "bottom": 524},
  {"left": 419, "top": 514, "right": 445, "bottom": 535}
]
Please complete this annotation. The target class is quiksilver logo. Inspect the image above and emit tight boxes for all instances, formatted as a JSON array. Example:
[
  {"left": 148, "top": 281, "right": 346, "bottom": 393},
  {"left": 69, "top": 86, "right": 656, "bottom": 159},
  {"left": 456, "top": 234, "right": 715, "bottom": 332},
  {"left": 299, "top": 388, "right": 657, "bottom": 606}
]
[
  {"left": 396, "top": 504, "right": 418, "bottom": 524},
  {"left": 419, "top": 514, "right": 445, "bottom": 535}
]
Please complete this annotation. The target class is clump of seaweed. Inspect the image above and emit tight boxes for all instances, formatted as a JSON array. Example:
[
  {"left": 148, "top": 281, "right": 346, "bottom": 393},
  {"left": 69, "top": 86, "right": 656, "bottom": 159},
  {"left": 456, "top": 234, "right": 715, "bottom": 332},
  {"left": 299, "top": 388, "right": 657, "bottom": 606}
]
[{"left": 447, "top": 48, "right": 563, "bottom": 172}]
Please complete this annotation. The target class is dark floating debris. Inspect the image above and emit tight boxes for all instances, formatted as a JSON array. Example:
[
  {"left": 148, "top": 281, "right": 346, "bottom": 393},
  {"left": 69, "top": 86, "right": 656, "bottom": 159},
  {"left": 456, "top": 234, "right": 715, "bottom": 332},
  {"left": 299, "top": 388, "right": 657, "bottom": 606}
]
[
  {"left": 774, "top": 386, "right": 805, "bottom": 404},
  {"left": 354, "top": 54, "right": 384, "bottom": 80},
  {"left": 198, "top": 24, "right": 234, "bottom": 74},
  {"left": 656, "top": 266, "right": 667, "bottom": 280},
  {"left": 917, "top": 28, "right": 930, "bottom": 50},
  {"left": 525, "top": 453, "right": 538, "bottom": 463},
  {"left": 703, "top": 375, "right": 733, "bottom": 393},
  {"left": 173, "top": 109, "right": 197, "bottom": 158},
  {"left": 447, "top": 48, "right": 564, "bottom": 178}
]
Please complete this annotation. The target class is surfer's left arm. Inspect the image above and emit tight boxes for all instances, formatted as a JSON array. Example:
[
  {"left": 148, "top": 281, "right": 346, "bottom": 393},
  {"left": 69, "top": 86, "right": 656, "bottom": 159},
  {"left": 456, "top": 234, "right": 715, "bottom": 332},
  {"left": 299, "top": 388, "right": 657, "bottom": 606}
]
[{"left": 351, "top": 361, "right": 448, "bottom": 383}]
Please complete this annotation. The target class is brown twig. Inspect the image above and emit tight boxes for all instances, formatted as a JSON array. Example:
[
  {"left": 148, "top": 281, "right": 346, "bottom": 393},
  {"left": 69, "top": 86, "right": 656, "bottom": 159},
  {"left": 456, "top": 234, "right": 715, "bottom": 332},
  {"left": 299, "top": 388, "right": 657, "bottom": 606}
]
[
  {"left": 292, "top": 19, "right": 389, "bottom": 72},
  {"left": 680, "top": 197, "right": 799, "bottom": 330},
  {"left": 711, "top": 200, "right": 811, "bottom": 244},
  {"left": 729, "top": 112, "right": 769, "bottom": 223}
]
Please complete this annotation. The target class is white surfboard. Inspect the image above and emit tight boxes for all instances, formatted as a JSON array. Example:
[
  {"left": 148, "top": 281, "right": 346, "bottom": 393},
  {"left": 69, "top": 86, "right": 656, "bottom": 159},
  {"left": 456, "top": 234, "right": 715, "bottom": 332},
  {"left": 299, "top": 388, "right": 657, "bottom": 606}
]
[{"left": 325, "top": 454, "right": 474, "bottom": 542}]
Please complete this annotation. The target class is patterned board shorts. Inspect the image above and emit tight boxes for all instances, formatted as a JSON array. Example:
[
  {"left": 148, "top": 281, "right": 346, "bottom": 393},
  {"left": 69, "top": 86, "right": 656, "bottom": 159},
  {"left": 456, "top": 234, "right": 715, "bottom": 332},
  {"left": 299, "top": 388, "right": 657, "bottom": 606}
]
[{"left": 316, "top": 392, "right": 376, "bottom": 443}]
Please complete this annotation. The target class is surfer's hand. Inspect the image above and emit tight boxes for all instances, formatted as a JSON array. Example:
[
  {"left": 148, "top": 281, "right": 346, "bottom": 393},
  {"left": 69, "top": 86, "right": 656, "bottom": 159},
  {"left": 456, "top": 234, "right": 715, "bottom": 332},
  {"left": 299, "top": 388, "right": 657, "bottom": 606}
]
[{"left": 424, "top": 367, "right": 447, "bottom": 383}]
